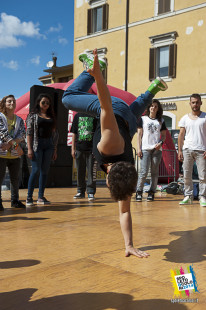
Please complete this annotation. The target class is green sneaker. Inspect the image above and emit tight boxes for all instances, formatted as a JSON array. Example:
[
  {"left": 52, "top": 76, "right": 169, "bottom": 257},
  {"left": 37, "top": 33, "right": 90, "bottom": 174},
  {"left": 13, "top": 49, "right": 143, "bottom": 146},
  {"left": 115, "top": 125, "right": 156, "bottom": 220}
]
[
  {"left": 179, "top": 196, "right": 193, "bottom": 205},
  {"left": 199, "top": 197, "right": 206, "bottom": 207},
  {"left": 147, "top": 77, "right": 168, "bottom": 96},
  {"left": 79, "top": 51, "right": 107, "bottom": 71}
]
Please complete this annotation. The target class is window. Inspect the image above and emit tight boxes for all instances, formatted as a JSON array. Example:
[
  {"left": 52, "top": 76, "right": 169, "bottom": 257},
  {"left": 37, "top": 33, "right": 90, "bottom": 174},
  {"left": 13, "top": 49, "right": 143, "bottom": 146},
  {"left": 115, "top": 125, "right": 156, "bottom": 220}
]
[
  {"left": 158, "top": 46, "right": 169, "bottom": 77},
  {"left": 158, "top": 0, "right": 171, "bottom": 14},
  {"left": 163, "top": 115, "right": 172, "bottom": 130},
  {"left": 87, "top": 4, "right": 109, "bottom": 35},
  {"left": 149, "top": 32, "right": 177, "bottom": 80},
  {"left": 154, "top": 0, "right": 174, "bottom": 16},
  {"left": 163, "top": 112, "right": 176, "bottom": 130}
]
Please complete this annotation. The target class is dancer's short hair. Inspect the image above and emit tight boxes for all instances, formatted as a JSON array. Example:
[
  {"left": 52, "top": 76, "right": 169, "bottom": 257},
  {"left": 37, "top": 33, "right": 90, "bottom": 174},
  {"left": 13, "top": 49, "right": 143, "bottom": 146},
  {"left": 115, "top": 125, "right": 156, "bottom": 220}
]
[{"left": 107, "top": 161, "right": 137, "bottom": 201}]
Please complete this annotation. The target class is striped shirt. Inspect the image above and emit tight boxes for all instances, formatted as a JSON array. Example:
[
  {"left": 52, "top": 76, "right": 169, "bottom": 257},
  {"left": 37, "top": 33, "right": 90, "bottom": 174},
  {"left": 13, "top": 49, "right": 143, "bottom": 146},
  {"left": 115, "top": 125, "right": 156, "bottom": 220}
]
[
  {"left": 0, "top": 112, "right": 12, "bottom": 144},
  {"left": 26, "top": 113, "right": 58, "bottom": 152}
]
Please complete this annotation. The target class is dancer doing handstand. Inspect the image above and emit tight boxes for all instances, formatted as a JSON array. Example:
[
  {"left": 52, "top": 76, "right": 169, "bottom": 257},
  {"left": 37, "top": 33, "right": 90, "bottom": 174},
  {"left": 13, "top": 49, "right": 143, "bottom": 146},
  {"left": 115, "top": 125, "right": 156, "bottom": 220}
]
[{"left": 62, "top": 49, "right": 168, "bottom": 258}]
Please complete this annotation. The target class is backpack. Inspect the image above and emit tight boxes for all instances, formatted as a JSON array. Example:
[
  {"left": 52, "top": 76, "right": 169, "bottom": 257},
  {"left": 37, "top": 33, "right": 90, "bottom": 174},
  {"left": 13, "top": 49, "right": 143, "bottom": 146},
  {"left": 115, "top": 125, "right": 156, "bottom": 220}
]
[{"left": 165, "top": 182, "right": 180, "bottom": 195}]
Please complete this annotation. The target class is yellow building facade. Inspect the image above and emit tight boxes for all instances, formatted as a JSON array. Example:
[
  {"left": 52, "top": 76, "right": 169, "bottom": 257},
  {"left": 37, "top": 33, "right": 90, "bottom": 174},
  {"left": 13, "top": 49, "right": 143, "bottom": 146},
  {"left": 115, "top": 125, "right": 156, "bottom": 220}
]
[{"left": 74, "top": 0, "right": 206, "bottom": 149}]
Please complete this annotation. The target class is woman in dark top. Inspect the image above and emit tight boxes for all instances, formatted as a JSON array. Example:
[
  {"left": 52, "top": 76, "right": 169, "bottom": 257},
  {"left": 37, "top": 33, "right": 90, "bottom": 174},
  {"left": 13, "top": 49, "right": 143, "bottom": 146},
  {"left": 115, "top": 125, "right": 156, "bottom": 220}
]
[{"left": 26, "top": 94, "right": 58, "bottom": 206}]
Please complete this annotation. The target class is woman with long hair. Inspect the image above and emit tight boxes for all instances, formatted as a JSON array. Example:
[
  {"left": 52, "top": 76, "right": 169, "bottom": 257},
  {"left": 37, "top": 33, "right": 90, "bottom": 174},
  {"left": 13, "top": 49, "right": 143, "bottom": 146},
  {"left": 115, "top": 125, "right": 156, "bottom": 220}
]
[
  {"left": 136, "top": 99, "right": 167, "bottom": 202},
  {"left": 26, "top": 93, "right": 58, "bottom": 206},
  {"left": 0, "top": 94, "right": 26, "bottom": 210}
]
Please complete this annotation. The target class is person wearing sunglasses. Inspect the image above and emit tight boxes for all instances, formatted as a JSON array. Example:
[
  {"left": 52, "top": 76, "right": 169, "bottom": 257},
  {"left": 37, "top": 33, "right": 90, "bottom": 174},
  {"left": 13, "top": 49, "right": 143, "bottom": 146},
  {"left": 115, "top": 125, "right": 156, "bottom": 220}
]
[{"left": 26, "top": 94, "right": 58, "bottom": 206}]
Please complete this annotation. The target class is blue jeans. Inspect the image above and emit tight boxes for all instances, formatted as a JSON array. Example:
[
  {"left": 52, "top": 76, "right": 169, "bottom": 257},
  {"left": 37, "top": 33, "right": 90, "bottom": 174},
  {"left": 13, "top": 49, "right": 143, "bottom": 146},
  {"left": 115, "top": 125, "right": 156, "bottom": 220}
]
[
  {"left": 136, "top": 150, "right": 162, "bottom": 193},
  {"left": 62, "top": 71, "right": 153, "bottom": 138},
  {"left": 27, "top": 138, "right": 54, "bottom": 199},
  {"left": 183, "top": 149, "right": 206, "bottom": 197}
]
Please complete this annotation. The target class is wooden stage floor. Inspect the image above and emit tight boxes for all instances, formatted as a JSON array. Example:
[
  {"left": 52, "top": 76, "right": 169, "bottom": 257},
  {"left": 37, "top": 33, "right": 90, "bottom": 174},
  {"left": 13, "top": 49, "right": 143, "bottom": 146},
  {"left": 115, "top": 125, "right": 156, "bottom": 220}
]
[{"left": 0, "top": 187, "right": 206, "bottom": 310}]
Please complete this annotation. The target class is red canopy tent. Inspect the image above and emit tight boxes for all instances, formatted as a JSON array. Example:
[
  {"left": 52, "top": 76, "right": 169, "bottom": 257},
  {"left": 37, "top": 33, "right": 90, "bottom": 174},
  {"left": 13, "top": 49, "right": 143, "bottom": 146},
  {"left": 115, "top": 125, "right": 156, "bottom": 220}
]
[{"left": 15, "top": 80, "right": 178, "bottom": 181}]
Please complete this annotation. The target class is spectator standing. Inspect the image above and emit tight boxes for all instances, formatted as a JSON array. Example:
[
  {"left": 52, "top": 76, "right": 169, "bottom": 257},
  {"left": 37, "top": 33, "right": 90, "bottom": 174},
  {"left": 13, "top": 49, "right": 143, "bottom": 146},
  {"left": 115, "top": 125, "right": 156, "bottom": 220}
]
[
  {"left": 178, "top": 93, "right": 206, "bottom": 206},
  {"left": 26, "top": 94, "right": 58, "bottom": 206},
  {"left": 136, "top": 99, "right": 167, "bottom": 201},
  {"left": 71, "top": 113, "right": 97, "bottom": 201},
  {"left": 0, "top": 95, "right": 26, "bottom": 210}
]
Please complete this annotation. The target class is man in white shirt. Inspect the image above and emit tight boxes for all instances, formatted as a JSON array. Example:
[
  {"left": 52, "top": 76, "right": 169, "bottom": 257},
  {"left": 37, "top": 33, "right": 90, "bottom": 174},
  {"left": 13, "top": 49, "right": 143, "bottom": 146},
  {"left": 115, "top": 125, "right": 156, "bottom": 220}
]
[{"left": 178, "top": 94, "right": 206, "bottom": 206}]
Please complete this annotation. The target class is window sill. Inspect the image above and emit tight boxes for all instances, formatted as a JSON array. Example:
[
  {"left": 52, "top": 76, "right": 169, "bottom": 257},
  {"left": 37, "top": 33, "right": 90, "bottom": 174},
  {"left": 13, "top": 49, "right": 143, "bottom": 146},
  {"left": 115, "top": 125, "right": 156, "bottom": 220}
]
[{"left": 158, "top": 77, "right": 172, "bottom": 82}]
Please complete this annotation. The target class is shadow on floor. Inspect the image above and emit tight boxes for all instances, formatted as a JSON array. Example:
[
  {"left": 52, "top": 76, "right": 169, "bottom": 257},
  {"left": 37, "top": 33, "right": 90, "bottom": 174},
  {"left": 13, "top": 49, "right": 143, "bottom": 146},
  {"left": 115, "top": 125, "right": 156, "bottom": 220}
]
[
  {"left": 0, "top": 259, "right": 41, "bottom": 269},
  {"left": 140, "top": 226, "right": 206, "bottom": 263},
  {"left": 0, "top": 289, "right": 188, "bottom": 310},
  {"left": 0, "top": 201, "right": 108, "bottom": 219}
]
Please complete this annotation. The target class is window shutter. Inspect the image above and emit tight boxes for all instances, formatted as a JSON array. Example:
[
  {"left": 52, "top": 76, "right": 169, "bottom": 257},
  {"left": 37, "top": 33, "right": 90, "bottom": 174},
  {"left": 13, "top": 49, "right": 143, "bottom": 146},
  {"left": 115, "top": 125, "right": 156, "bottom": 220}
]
[
  {"left": 165, "top": 0, "right": 171, "bottom": 12},
  {"left": 102, "top": 4, "right": 109, "bottom": 31},
  {"left": 149, "top": 48, "right": 156, "bottom": 81},
  {"left": 87, "top": 8, "right": 92, "bottom": 35},
  {"left": 168, "top": 44, "right": 177, "bottom": 78},
  {"left": 158, "top": 0, "right": 164, "bottom": 14}
]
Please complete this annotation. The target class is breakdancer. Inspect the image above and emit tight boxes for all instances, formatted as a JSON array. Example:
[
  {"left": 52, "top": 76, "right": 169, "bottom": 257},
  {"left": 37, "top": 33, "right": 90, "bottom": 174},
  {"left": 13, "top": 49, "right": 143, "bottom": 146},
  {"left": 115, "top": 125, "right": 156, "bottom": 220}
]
[{"left": 62, "top": 49, "right": 167, "bottom": 258}]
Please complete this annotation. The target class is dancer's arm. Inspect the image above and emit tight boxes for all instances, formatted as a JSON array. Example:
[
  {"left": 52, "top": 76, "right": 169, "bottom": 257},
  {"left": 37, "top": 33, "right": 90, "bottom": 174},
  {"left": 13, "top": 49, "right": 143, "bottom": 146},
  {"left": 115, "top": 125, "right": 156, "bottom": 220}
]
[
  {"left": 88, "top": 49, "right": 124, "bottom": 156},
  {"left": 119, "top": 198, "right": 150, "bottom": 258}
]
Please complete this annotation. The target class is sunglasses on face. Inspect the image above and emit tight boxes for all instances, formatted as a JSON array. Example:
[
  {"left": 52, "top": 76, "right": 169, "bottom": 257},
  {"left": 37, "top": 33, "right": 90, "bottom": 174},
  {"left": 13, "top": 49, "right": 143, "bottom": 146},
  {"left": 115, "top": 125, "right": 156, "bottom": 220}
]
[{"left": 41, "top": 100, "right": 50, "bottom": 105}]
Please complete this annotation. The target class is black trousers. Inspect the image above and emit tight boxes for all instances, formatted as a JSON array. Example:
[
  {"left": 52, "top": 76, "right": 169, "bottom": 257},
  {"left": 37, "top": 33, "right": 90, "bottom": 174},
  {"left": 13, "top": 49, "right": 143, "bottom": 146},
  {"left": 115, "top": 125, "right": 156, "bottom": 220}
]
[
  {"left": 75, "top": 150, "right": 97, "bottom": 195},
  {"left": 0, "top": 157, "right": 21, "bottom": 201}
]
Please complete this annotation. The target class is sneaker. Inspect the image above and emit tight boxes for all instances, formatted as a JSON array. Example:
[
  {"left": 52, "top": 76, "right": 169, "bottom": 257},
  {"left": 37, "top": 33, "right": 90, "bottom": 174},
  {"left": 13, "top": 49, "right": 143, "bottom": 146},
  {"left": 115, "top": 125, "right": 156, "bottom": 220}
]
[
  {"left": 199, "top": 196, "right": 206, "bottom": 207},
  {"left": 88, "top": 194, "right": 95, "bottom": 201},
  {"left": 79, "top": 51, "right": 107, "bottom": 71},
  {"left": 0, "top": 200, "right": 4, "bottom": 211},
  {"left": 37, "top": 197, "right": 51, "bottom": 205},
  {"left": 147, "top": 193, "right": 154, "bottom": 201},
  {"left": 73, "top": 193, "right": 85, "bottom": 199},
  {"left": 136, "top": 193, "right": 142, "bottom": 202},
  {"left": 26, "top": 198, "right": 34, "bottom": 206},
  {"left": 179, "top": 196, "right": 193, "bottom": 205},
  {"left": 11, "top": 200, "right": 26, "bottom": 208},
  {"left": 147, "top": 77, "right": 168, "bottom": 96}
]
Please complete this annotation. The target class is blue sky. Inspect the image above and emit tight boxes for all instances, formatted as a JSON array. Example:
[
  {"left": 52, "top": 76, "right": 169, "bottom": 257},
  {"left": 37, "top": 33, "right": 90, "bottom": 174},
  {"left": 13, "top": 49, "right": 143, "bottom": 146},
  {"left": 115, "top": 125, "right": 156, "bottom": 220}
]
[{"left": 0, "top": 0, "right": 74, "bottom": 99}]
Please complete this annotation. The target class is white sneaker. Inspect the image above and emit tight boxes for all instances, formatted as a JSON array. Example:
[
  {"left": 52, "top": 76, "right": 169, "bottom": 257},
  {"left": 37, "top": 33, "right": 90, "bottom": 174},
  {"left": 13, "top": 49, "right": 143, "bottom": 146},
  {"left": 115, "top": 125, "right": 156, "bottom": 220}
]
[
  {"left": 88, "top": 194, "right": 95, "bottom": 201},
  {"left": 79, "top": 51, "right": 107, "bottom": 71},
  {"left": 179, "top": 196, "right": 193, "bottom": 205},
  {"left": 199, "top": 196, "right": 206, "bottom": 207}
]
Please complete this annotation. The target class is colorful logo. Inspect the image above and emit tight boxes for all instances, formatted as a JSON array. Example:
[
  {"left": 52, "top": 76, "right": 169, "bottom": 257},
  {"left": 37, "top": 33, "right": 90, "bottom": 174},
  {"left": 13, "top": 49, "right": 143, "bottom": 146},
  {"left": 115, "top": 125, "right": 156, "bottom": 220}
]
[{"left": 170, "top": 265, "right": 199, "bottom": 297}]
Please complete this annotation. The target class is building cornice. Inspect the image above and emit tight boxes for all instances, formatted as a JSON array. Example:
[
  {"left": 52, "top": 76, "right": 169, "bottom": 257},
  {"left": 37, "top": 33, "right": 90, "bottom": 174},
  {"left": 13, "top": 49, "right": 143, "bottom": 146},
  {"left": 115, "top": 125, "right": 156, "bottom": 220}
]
[
  {"left": 75, "top": 3, "right": 206, "bottom": 42},
  {"left": 157, "top": 94, "right": 206, "bottom": 102}
]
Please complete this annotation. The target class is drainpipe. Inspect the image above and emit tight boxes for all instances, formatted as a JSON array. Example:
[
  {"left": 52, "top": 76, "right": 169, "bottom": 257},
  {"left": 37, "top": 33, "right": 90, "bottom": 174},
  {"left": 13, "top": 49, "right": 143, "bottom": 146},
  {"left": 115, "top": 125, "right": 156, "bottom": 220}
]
[{"left": 125, "top": 0, "right": 129, "bottom": 91}]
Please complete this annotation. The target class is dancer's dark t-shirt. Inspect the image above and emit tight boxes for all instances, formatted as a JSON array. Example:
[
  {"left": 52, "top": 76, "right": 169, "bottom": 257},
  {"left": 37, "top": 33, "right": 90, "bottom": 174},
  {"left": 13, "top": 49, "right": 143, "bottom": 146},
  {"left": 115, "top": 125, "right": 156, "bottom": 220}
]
[{"left": 92, "top": 115, "right": 134, "bottom": 173}]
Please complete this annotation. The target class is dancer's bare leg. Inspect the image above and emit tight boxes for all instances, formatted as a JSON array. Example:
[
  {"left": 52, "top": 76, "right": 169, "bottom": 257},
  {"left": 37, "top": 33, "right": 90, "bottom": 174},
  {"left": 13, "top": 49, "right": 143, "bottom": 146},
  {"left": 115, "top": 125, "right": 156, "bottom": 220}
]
[
  {"left": 88, "top": 49, "right": 124, "bottom": 156},
  {"left": 88, "top": 49, "right": 150, "bottom": 258}
]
